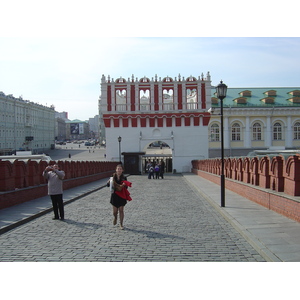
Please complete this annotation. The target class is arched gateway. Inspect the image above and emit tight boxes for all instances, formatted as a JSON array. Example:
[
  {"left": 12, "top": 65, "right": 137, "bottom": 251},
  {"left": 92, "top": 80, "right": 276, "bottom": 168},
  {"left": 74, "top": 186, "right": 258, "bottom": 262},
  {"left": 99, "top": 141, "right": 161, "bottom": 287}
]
[{"left": 99, "top": 73, "right": 212, "bottom": 174}]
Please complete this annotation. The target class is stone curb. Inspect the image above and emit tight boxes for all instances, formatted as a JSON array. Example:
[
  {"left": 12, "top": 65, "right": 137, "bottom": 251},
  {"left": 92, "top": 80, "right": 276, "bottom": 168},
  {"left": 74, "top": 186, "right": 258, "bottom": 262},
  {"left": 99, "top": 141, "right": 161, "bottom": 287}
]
[{"left": 183, "top": 175, "right": 282, "bottom": 262}]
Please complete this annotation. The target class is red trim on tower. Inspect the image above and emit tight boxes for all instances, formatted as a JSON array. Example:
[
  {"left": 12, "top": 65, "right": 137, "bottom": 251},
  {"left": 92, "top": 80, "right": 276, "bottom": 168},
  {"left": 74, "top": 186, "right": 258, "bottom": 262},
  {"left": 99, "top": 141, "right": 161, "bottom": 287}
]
[
  {"left": 157, "top": 118, "right": 163, "bottom": 127},
  {"left": 185, "top": 117, "right": 190, "bottom": 126},
  {"left": 103, "top": 112, "right": 211, "bottom": 128},
  {"left": 107, "top": 85, "right": 112, "bottom": 111},
  {"left": 130, "top": 85, "right": 135, "bottom": 111},
  {"left": 104, "top": 119, "right": 110, "bottom": 127},
  {"left": 149, "top": 118, "right": 155, "bottom": 127},
  {"left": 140, "top": 118, "right": 146, "bottom": 127},
  {"left": 201, "top": 83, "right": 206, "bottom": 109},
  {"left": 178, "top": 84, "right": 182, "bottom": 109},
  {"left": 166, "top": 117, "right": 172, "bottom": 127},
  {"left": 131, "top": 118, "right": 137, "bottom": 127},
  {"left": 123, "top": 118, "right": 128, "bottom": 127},
  {"left": 113, "top": 118, "right": 119, "bottom": 127},
  {"left": 154, "top": 85, "right": 159, "bottom": 111},
  {"left": 194, "top": 116, "right": 200, "bottom": 126},
  {"left": 203, "top": 114, "right": 211, "bottom": 126}
]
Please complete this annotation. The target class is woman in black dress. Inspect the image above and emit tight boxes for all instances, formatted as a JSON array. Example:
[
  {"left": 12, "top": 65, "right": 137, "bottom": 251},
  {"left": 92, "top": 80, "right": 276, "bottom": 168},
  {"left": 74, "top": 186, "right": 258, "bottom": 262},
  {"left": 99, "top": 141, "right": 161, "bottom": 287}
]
[{"left": 108, "top": 164, "right": 127, "bottom": 229}]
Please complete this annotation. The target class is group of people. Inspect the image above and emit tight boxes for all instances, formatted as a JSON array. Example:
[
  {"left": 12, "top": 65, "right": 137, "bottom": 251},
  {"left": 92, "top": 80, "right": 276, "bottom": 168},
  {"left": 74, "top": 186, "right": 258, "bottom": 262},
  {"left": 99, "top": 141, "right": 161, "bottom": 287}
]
[
  {"left": 43, "top": 163, "right": 131, "bottom": 230},
  {"left": 146, "top": 160, "right": 165, "bottom": 179}
]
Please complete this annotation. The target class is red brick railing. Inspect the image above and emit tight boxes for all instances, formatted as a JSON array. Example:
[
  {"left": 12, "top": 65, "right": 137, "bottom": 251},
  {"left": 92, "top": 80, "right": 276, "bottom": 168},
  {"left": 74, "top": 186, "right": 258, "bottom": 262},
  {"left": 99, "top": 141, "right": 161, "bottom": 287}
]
[
  {"left": 191, "top": 155, "right": 300, "bottom": 222},
  {"left": 0, "top": 160, "right": 119, "bottom": 209}
]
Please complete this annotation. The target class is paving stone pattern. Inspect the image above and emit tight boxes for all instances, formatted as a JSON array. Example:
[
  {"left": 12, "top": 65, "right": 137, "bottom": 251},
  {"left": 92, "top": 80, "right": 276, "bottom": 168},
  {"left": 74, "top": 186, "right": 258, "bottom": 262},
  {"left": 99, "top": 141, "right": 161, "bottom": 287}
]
[{"left": 0, "top": 175, "right": 266, "bottom": 262}]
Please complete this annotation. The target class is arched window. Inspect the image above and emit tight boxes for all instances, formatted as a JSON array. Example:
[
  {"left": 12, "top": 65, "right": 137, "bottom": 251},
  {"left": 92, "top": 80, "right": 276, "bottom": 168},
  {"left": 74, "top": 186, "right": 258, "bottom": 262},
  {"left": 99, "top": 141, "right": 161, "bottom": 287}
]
[
  {"left": 139, "top": 90, "right": 150, "bottom": 111},
  {"left": 294, "top": 122, "right": 300, "bottom": 140},
  {"left": 210, "top": 123, "right": 220, "bottom": 141},
  {"left": 252, "top": 122, "right": 262, "bottom": 141},
  {"left": 186, "top": 88, "right": 197, "bottom": 110},
  {"left": 273, "top": 122, "right": 282, "bottom": 140},
  {"left": 163, "top": 89, "right": 173, "bottom": 110},
  {"left": 232, "top": 123, "right": 241, "bottom": 141},
  {"left": 116, "top": 89, "right": 126, "bottom": 111}
]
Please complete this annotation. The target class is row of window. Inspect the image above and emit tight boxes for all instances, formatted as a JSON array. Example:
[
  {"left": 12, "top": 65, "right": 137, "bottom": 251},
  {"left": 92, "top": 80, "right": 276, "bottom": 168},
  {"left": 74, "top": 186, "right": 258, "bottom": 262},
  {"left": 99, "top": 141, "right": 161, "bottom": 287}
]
[
  {"left": 210, "top": 122, "right": 300, "bottom": 141},
  {"left": 0, "top": 143, "right": 49, "bottom": 148},
  {"left": 115, "top": 89, "right": 198, "bottom": 105}
]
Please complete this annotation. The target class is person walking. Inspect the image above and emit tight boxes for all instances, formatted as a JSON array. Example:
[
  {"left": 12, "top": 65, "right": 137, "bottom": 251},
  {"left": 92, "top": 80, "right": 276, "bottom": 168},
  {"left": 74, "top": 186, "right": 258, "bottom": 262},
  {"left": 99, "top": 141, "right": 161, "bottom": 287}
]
[
  {"left": 160, "top": 159, "right": 165, "bottom": 179},
  {"left": 148, "top": 163, "right": 154, "bottom": 179},
  {"left": 43, "top": 164, "right": 65, "bottom": 220},
  {"left": 107, "top": 164, "right": 131, "bottom": 230},
  {"left": 154, "top": 163, "right": 160, "bottom": 179}
]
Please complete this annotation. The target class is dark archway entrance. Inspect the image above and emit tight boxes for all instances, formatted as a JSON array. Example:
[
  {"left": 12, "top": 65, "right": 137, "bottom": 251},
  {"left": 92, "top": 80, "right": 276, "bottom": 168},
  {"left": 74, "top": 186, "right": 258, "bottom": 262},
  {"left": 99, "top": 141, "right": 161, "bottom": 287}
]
[{"left": 142, "top": 154, "right": 172, "bottom": 174}]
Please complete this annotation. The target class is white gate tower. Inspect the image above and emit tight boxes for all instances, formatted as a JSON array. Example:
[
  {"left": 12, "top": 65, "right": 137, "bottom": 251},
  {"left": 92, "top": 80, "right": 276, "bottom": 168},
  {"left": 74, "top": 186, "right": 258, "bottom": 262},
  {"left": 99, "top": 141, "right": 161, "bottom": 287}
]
[{"left": 100, "top": 73, "right": 212, "bottom": 173}]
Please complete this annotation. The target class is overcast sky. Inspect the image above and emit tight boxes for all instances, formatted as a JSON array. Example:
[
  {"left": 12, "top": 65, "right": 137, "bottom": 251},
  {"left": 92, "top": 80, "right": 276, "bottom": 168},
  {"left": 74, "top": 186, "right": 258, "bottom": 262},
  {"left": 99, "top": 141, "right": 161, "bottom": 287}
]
[{"left": 1, "top": 1, "right": 299, "bottom": 121}]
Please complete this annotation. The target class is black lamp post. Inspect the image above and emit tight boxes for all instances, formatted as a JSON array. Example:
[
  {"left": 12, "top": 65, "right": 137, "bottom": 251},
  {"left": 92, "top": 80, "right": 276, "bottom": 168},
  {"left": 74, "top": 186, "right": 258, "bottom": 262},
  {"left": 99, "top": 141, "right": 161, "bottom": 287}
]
[
  {"left": 118, "top": 136, "right": 122, "bottom": 163},
  {"left": 216, "top": 80, "right": 227, "bottom": 207}
]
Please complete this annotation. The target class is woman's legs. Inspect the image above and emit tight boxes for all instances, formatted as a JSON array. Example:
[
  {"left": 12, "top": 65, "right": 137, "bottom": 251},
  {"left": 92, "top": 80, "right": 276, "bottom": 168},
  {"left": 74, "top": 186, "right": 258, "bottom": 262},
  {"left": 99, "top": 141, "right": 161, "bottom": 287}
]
[
  {"left": 119, "top": 206, "right": 124, "bottom": 229},
  {"left": 112, "top": 205, "right": 125, "bottom": 229},
  {"left": 113, "top": 206, "right": 118, "bottom": 225}
]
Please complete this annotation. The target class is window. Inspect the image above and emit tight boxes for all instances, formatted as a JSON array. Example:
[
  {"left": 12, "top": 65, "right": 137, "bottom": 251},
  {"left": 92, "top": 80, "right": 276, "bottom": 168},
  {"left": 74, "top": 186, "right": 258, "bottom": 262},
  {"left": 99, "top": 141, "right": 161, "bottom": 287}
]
[
  {"left": 163, "top": 89, "right": 173, "bottom": 110},
  {"left": 232, "top": 123, "right": 241, "bottom": 141},
  {"left": 186, "top": 88, "right": 197, "bottom": 109},
  {"left": 139, "top": 90, "right": 150, "bottom": 111},
  {"left": 273, "top": 122, "right": 282, "bottom": 140},
  {"left": 294, "top": 122, "right": 300, "bottom": 140},
  {"left": 210, "top": 124, "right": 220, "bottom": 141},
  {"left": 116, "top": 89, "right": 126, "bottom": 111},
  {"left": 252, "top": 122, "right": 262, "bottom": 141}
]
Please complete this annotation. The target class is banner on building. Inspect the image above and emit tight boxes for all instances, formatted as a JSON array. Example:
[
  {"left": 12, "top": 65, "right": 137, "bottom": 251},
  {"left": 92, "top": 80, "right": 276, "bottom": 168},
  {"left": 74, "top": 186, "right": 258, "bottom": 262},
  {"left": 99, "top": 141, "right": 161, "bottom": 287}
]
[
  {"left": 79, "top": 123, "right": 84, "bottom": 134},
  {"left": 70, "top": 123, "right": 79, "bottom": 135}
]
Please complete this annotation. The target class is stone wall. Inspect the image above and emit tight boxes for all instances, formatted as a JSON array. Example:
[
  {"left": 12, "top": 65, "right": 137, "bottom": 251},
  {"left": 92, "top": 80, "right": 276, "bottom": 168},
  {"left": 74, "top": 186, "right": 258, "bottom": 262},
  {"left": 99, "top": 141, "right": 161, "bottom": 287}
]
[
  {"left": 0, "top": 160, "right": 118, "bottom": 209},
  {"left": 192, "top": 154, "right": 300, "bottom": 222}
]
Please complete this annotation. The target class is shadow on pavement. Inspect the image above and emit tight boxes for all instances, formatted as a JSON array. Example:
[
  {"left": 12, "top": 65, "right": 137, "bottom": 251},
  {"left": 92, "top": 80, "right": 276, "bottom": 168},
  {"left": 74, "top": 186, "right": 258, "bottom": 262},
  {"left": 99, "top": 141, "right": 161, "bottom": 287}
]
[
  {"left": 63, "top": 219, "right": 103, "bottom": 229},
  {"left": 124, "top": 227, "right": 185, "bottom": 240}
]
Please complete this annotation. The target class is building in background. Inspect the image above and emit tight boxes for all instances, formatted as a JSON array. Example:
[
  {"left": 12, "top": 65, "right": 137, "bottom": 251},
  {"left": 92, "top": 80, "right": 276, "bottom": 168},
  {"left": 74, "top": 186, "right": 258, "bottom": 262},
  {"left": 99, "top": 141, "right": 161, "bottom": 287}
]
[
  {"left": 55, "top": 111, "right": 69, "bottom": 142},
  {"left": 65, "top": 119, "right": 90, "bottom": 140},
  {"left": 55, "top": 117, "right": 67, "bottom": 142},
  {"left": 88, "top": 115, "right": 100, "bottom": 141},
  {"left": 55, "top": 111, "right": 69, "bottom": 120},
  {"left": 0, "top": 91, "right": 55, "bottom": 155},
  {"left": 208, "top": 88, "right": 300, "bottom": 157}
]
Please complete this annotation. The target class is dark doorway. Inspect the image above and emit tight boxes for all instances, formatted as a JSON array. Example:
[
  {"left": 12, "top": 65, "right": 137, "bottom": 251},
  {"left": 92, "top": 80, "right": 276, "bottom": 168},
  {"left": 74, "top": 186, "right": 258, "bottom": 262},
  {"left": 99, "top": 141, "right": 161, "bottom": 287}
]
[{"left": 122, "top": 152, "right": 145, "bottom": 175}]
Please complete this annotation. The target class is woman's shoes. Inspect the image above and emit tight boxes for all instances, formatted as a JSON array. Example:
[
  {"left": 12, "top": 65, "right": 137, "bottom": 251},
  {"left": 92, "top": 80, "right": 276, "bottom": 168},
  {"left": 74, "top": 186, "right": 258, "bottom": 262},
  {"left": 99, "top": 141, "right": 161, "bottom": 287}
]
[
  {"left": 120, "top": 225, "right": 124, "bottom": 230},
  {"left": 113, "top": 217, "right": 117, "bottom": 225}
]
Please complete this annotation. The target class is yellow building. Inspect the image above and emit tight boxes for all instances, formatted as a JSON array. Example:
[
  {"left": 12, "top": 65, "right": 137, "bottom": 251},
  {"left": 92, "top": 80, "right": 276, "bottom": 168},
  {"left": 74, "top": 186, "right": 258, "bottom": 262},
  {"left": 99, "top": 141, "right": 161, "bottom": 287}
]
[{"left": 208, "top": 88, "right": 300, "bottom": 157}]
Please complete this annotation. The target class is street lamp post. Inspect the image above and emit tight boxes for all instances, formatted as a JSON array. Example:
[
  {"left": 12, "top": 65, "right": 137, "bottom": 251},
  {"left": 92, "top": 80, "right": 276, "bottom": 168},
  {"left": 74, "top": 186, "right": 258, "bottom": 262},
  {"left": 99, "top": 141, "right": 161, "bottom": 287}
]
[
  {"left": 118, "top": 136, "right": 122, "bottom": 163},
  {"left": 216, "top": 80, "right": 227, "bottom": 207}
]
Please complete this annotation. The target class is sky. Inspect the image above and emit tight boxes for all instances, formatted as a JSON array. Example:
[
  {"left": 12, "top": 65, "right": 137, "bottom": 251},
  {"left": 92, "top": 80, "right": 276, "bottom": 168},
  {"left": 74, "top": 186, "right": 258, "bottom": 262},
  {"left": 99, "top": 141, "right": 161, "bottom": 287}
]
[{"left": 1, "top": 1, "right": 299, "bottom": 121}]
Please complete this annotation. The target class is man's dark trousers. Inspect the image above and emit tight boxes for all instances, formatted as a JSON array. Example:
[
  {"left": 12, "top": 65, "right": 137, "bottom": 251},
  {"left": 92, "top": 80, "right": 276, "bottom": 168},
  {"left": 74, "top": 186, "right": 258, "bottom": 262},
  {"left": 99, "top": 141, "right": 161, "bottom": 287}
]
[{"left": 50, "top": 194, "right": 64, "bottom": 219}]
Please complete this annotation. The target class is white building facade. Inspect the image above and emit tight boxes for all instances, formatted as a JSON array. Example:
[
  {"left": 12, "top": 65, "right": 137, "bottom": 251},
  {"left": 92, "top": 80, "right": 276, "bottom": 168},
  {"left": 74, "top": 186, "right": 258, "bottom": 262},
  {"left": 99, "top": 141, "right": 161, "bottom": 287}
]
[
  {"left": 208, "top": 88, "right": 300, "bottom": 157},
  {"left": 0, "top": 92, "right": 55, "bottom": 155},
  {"left": 100, "top": 73, "right": 212, "bottom": 173}
]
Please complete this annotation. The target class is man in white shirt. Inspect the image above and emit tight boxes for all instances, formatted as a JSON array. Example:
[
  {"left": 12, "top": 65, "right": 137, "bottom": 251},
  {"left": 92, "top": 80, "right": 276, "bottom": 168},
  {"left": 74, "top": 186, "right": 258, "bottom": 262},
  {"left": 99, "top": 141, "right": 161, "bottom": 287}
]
[{"left": 43, "top": 164, "right": 65, "bottom": 220}]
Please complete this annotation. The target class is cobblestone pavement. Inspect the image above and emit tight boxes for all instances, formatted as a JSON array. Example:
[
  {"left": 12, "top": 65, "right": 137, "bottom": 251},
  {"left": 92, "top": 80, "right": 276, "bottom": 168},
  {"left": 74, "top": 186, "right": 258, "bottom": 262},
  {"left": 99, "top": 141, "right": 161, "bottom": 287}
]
[{"left": 0, "top": 175, "right": 266, "bottom": 262}]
